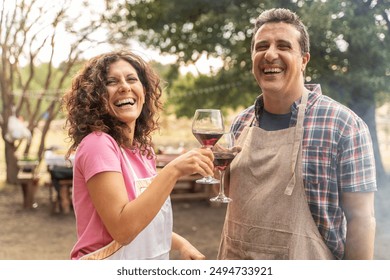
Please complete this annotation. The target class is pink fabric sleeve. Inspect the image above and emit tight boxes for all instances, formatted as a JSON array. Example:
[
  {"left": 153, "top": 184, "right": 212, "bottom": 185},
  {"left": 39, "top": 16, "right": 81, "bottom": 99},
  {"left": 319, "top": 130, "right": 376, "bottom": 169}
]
[{"left": 76, "top": 132, "right": 122, "bottom": 182}]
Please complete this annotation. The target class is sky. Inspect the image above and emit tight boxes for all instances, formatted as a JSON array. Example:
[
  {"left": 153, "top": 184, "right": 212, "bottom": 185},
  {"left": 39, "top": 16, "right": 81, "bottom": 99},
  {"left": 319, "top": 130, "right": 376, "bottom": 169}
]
[
  {"left": 0, "top": 0, "right": 222, "bottom": 75},
  {"left": 33, "top": 0, "right": 221, "bottom": 75}
]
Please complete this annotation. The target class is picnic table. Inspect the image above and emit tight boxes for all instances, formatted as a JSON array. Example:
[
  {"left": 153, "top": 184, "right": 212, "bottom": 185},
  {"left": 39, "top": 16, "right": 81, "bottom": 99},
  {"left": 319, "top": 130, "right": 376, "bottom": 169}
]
[{"left": 156, "top": 153, "right": 214, "bottom": 201}]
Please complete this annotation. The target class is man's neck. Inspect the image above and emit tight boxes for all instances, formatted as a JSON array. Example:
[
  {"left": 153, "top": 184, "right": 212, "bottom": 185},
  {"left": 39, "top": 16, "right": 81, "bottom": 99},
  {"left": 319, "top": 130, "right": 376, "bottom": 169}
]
[{"left": 262, "top": 87, "right": 309, "bottom": 114}]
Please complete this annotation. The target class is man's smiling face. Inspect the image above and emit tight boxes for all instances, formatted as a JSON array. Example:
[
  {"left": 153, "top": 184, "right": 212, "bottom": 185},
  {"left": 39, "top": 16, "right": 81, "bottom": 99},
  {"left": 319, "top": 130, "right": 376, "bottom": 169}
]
[{"left": 251, "top": 22, "right": 309, "bottom": 98}]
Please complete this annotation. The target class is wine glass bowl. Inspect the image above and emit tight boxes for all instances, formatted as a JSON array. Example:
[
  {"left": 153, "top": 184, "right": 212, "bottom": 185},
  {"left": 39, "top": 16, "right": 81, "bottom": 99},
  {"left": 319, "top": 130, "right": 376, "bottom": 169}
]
[
  {"left": 210, "top": 132, "right": 238, "bottom": 203},
  {"left": 192, "top": 109, "right": 225, "bottom": 184},
  {"left": 193, "top": 131, "right": 223, "bottom": 148}
]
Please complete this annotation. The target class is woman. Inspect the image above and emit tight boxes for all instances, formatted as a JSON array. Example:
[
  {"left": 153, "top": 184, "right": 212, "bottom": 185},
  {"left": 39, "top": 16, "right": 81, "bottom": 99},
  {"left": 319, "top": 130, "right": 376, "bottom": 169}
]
[{"left": 63, "top": 50, "right": 214, "bottom": 260}]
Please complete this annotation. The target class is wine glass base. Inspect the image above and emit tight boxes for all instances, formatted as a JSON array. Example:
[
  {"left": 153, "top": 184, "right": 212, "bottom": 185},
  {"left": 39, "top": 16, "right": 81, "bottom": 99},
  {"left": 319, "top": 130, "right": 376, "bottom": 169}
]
[
  {"left": 196, "top": 177, "right": 220, "bottom": 184},
  {"left": 210, "top": 195, "right": 232, "bottom": 203}
]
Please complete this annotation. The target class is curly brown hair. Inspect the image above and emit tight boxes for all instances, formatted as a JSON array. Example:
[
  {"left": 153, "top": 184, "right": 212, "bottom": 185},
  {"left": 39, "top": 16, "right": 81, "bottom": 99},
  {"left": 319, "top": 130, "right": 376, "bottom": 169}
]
[{"left": 63, "top": 50, "right": 163, "bottom": 159}]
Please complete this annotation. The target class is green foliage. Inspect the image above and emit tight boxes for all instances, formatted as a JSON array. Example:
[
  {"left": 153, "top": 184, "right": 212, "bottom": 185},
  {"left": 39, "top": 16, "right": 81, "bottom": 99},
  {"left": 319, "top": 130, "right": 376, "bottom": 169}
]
[
  {"left": 17, "top": 63, "right": 73, "bottom": 90},
  {"left": 13, "top": 63, "right": 74, "bottom": 120},
  {"left": 109, "top": 0, "right": 390, "bottom": 117},
  {"left": 169, "top": 69, "right": 257, "bottom": 118},
  {"left": 301, "top": 0, "right": 390, "bottom": 109}
]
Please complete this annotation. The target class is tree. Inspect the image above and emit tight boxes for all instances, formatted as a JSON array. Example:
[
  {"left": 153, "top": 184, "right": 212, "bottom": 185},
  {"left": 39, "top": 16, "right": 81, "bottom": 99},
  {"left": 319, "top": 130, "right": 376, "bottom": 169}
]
[
  {"left": 300, "top": 0, "right": 390, "bottom": 178},
  {"left": 108, "top": 0, "right": 390, "bottom": 179},
  {"left": 0, "top": 0, "right": 106, "bottom": 184}
]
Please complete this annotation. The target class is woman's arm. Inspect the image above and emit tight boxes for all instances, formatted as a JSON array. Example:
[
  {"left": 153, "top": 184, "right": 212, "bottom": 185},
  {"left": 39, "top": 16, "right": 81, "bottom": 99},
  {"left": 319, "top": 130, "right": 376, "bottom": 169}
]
[{"left": 87, "top": 148, "right": 214, "bottom": 245}]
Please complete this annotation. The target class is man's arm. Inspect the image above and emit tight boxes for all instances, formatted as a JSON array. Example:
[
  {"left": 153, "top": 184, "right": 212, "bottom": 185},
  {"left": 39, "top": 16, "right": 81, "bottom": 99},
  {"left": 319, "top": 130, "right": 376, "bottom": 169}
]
[{"left": 341, "top": 191, "right": 376, "bottom": 259}]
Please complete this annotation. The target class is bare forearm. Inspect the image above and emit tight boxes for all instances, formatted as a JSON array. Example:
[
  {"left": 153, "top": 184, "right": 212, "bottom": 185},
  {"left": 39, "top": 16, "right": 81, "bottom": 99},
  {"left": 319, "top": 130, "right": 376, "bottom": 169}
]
[
  {"left": 171, "top": 232, "right": 186, "bottom": 251},
  {"left": 344, "top": 216, "right": 376, "bottom": 259},
  {"left": 171, "top": 232, "right": 205, "bottom": 260}
]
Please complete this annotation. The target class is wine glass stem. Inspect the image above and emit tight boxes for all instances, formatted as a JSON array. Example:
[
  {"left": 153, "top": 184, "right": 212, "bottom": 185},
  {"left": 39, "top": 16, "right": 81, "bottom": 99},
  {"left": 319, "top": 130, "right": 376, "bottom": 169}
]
[
  {"left": 202, "top": 145, "right": 214, "bottom": 182},
  {"left": 218, "top": 169, "right": 226, "bottom": 196}
]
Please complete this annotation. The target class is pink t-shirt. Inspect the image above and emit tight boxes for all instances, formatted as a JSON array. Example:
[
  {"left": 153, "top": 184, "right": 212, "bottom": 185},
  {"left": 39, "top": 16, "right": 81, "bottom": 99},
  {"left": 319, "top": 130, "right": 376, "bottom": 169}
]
[{"left": 70, "top": 132, "right": 156, "bottom": 259}]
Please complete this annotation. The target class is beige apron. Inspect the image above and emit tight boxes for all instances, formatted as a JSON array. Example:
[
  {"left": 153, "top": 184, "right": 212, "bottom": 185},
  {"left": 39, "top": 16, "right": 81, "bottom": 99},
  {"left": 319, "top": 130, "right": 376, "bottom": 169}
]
[
  {"left": 218, "top": 91, "right": 335, "bottom": 260},
  {"left": 80, "top": 150, "right": 172, "bottom": 260}
]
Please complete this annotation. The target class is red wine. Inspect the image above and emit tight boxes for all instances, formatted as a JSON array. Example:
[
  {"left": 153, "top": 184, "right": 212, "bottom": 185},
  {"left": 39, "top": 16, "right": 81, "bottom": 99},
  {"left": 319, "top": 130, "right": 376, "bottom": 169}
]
[
  {"left": 213, "top": 152, "right": 236, "bottom": 171},
  {"left": 193, "top": 131, "right": 223, "bottom": 147}
]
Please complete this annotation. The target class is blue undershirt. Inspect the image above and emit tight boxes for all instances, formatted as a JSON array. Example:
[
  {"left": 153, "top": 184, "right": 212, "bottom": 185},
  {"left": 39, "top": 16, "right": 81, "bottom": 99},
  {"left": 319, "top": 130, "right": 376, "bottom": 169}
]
[{"left": 259, "top": 110, "right": 292, "bottom": 131}]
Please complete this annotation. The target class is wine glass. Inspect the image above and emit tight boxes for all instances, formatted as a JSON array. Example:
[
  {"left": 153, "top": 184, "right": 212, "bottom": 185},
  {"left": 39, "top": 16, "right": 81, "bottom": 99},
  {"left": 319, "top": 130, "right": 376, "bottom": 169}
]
[
  {"left": 210, "top": 132, "right": 238, "bottom": 203},
  {"left": 192, "top": 109, "right": 225, "bottom": 184}
]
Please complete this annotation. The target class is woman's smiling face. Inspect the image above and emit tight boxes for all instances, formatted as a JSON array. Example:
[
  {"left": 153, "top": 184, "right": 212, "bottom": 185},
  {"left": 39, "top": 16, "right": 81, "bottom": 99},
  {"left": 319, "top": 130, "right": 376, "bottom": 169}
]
[{"left": 106, "top": 59, "right": 145, "bottom": 129}]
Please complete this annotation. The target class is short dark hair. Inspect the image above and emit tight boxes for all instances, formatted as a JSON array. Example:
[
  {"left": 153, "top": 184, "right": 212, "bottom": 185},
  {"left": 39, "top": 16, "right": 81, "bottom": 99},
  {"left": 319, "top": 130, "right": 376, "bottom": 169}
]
[{"left": 251, "top": 8, "right": 310, "bottom": 55}]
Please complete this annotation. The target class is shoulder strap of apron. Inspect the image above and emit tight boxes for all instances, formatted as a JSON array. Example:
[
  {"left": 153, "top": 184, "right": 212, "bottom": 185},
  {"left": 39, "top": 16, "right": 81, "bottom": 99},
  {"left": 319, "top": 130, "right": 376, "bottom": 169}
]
[
  {"left": 284, "top": 90, "right": 309, "bottom": 195},
  {"left": 121, "top": 148, "right": 139, "bottom": 180},
  {"left": 121, "top": 148, "right": 156, "bottom": 178}
]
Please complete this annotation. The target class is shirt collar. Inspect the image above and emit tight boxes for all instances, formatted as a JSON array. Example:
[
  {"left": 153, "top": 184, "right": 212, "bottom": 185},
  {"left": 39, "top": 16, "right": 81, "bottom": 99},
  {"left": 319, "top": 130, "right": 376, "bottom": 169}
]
[
  {"left": 254, "top": 84, "right": 322, "bottom": 126},
  {"left": 254, "top": 84, "right": 323, "bottom": 124},
  {"left": 292, "top": 84, "right": 322, "bottom": 112}
]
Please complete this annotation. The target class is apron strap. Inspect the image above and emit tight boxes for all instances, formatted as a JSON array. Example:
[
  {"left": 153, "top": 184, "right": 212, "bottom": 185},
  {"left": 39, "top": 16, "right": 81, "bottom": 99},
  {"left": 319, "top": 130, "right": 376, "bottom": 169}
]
[
  {"left": 121, "top": 148, "right": 156, "bottom": 176},
  {"left": 121, "top": 148, "right": 138, "bottom": 180},
  {"left": 284, "top": 90, "right": 309, "bottom": 195}
]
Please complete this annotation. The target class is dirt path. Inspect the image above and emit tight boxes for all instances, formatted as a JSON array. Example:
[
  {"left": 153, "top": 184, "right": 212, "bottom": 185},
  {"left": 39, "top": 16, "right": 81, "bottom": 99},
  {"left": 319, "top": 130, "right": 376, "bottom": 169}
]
[
  {"left": 0, "top": 183, "right": 227, "bottom": 260},
  {"left": 0, "top": 182, "right": 389, "bottom": 260}
]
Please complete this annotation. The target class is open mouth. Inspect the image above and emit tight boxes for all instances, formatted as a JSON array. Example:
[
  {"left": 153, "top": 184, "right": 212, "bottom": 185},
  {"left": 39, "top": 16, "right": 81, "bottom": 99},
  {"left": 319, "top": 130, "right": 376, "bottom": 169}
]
[
  {"left": 263, "top": 67, "right": 283, "bottom": 74},
  {"left": 115, "top": 98, "right": 136, "bottom": 107}
]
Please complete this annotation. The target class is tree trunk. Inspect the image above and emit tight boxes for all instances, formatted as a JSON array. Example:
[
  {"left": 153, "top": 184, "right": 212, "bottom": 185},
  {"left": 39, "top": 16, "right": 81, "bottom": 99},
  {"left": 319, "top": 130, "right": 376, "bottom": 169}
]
[
  {"left": 37, "top": 113, "right": 56, "bottom": 162},
  {"left": 4, "top": 140, "right": 19, "bottom": 184}
]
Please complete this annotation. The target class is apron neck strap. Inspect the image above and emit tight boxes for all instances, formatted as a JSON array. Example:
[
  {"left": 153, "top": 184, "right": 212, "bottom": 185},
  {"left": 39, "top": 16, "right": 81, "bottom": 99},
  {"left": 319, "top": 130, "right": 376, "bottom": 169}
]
[
  {"left": 296, "top": 90, "right": 309, "bottom": 129},
  {"left": 284, "top": 90, "right": 309, "bottom": 195},
  {"left": 121, "top": 148, "right": 156, "bottom": 180},
  {"left": 121, "top": 148, "right": 138, "bottom": 180}
]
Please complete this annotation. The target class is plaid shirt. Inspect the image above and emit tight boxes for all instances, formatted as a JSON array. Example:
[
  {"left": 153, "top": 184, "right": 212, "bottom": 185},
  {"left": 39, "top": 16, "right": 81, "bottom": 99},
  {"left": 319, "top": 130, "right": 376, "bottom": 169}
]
[{"left": 231, "top": 84, "right": 377, "bottom": 259}]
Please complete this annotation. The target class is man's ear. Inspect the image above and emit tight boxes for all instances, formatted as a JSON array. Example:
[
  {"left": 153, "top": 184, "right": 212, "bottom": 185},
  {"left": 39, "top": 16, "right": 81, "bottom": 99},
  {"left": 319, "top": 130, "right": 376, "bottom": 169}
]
[{"left": 301, "top": 52, "right": 310, "bottom": 72}]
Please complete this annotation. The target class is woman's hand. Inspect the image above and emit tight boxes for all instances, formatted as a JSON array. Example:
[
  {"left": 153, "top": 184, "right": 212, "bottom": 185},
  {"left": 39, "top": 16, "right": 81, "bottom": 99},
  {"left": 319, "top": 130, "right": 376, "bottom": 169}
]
[
  {"left": 178, "top": 243, "right": 206, "bottom": 260},
  {"left": 164, "top": 148, "right": 214, "bottom": 179},
  {"left": 172, "top": 232, "right": 206, "bottom": 260}
]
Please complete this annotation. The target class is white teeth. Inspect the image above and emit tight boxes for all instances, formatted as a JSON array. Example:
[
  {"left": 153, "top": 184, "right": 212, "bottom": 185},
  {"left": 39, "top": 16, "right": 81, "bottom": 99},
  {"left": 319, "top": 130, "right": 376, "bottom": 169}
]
[
  {"left": 115, "top": 98, "right": 136, "bottom": 107},
  {"left": 264, "top": 68, "right": 283, "bottom": 74}
]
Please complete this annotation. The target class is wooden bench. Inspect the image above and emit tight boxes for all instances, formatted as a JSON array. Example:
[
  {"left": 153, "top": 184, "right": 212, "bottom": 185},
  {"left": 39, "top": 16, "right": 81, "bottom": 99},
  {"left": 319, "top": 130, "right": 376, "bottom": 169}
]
[
  {"left": 46, "top": 179, "right": 72, "bottom": 214},
  {"left": 17, "top": 160, "right": 41, "bottom": 209},
  {"left": 46, "top": 165, "right": 73, "bottom": 214},
  {"left": 17, "top": 170, "right": 40, "bottom": 209}
]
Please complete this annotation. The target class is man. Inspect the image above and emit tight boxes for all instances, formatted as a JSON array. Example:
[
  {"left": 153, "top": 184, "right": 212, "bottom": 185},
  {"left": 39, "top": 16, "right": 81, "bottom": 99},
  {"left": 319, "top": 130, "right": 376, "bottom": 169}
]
[{"left": 218, "top": 8, "right": 376, "bottom": 260}]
